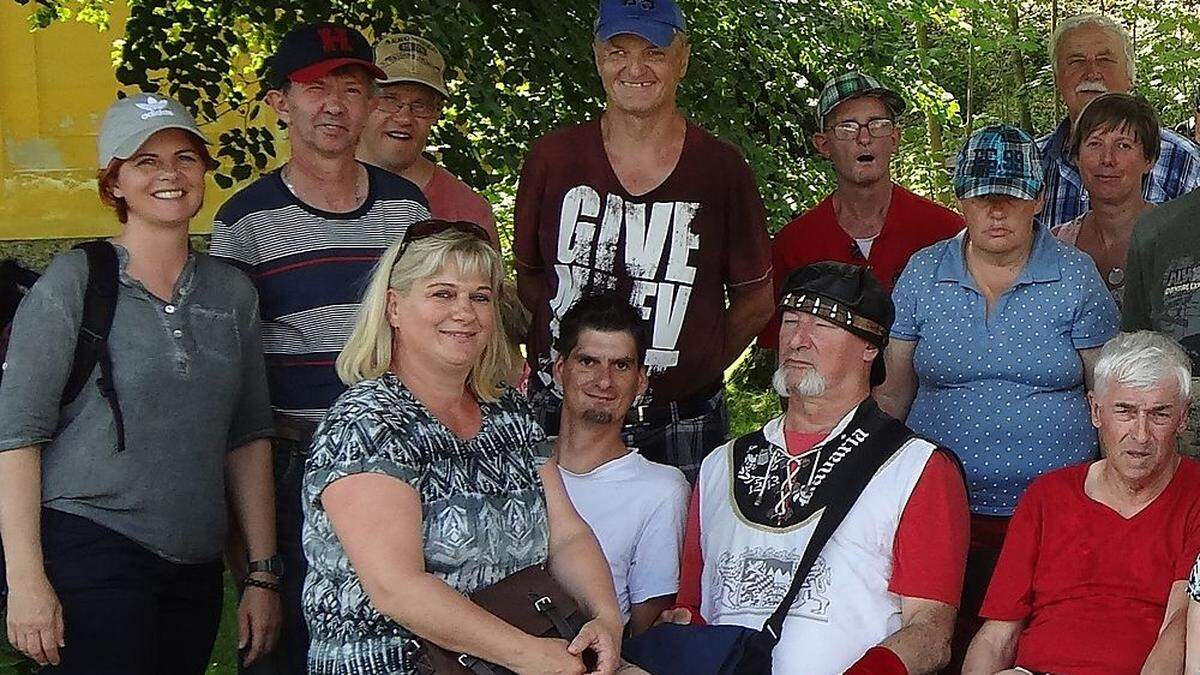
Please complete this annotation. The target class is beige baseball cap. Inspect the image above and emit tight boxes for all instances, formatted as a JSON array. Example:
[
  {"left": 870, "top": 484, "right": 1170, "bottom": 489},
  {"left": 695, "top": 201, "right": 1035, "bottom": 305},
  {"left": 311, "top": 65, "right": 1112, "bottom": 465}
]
[{"left": 374, "top": 33, "right": 449, "bottom": 97}]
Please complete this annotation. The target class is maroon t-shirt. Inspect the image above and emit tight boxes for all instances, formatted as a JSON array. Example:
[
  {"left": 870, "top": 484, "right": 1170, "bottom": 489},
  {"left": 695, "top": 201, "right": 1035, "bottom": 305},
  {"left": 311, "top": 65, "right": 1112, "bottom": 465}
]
[{"left": 514, "top": 119, "right": 771, "bottom": 404}]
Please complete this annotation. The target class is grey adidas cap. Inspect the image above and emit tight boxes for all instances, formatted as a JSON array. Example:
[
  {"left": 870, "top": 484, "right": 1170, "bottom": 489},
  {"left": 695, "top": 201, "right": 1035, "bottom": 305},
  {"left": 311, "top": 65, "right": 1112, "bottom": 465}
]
[{"left": 97, "top": 93, "right": 211, "bottom": 168}]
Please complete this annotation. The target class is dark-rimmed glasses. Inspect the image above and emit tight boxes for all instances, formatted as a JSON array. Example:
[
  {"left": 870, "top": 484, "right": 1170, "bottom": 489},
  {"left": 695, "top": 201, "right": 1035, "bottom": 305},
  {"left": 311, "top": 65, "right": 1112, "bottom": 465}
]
[{"left": 826, "top": 118, "right": 895, "bottom": 141}]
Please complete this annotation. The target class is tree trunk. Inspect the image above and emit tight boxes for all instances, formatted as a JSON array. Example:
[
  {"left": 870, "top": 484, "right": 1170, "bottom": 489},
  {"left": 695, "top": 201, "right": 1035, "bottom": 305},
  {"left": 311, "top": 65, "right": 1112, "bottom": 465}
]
[
  {"left": 915, "top": 20, "right": 945, "bottom": 156},
  {"left": 1009, "top": 3, "right": 1033, "bottom": 133}
]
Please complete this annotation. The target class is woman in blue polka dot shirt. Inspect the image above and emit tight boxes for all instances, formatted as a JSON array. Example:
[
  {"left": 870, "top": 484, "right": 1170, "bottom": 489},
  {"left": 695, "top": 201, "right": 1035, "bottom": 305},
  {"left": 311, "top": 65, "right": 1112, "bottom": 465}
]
[{"left": 875, "top": 125, "right": 1118, "bottom": 653}]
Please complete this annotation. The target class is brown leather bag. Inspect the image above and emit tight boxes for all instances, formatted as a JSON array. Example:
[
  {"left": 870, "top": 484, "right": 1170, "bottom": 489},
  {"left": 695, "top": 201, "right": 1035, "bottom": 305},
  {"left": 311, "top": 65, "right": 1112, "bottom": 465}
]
[{"left": 411, "top": 565, "right": 593, "bottom": 675}]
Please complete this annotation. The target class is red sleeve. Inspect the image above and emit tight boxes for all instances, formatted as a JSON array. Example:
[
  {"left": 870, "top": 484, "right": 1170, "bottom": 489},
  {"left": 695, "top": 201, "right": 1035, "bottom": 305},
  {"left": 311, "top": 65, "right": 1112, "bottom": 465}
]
[
  {"left": 978, "top": 482, "right": 1044, "bottom": 621},
  {"left": 888, "top": 450, "right": 970, "bottom": 606},
  {"left": 673, "top": 483, "right": 705, "bottom": 624},
  {"left": 1174, "top": 465, "right": 1200, "bottom": 579},
  {"left": 721, "top": 150, "right": 772, "bottom": 290},
  {"left": 756, "top": 231, "right": 791, "bottom": 351},
  {"left": 513, "top": 138, "right": 549, "bottom": 311}
]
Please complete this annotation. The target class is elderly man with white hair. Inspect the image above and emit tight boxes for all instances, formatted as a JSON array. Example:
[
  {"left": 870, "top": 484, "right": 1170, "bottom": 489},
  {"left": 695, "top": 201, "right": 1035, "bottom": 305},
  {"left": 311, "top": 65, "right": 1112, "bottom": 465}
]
[
  {"left": 964, "top": 331, "right": 1200, "bottom": 675},
  {"left": 1036, "top": 13, "right": 1200, "bottom": 230}
]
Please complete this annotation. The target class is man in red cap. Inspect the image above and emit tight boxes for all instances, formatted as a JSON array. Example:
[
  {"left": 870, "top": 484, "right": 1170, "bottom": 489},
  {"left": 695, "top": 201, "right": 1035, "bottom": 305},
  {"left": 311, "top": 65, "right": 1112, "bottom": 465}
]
[{"left": 210, "top": 21, "right": 431, "bottom": 674}]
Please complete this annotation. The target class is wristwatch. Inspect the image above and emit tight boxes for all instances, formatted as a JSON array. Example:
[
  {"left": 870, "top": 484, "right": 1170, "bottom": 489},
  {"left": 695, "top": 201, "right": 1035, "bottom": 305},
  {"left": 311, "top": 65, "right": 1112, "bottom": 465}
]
[{"left": 248, "top": 555, "right": 284, "bottom": 578}]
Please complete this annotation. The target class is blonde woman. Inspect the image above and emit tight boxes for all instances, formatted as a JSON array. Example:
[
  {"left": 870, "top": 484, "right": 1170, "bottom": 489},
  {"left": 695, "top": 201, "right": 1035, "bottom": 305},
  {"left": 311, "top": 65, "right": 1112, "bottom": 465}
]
[{"left": 300, "top": 220, "right": 622, "bottom": 675}]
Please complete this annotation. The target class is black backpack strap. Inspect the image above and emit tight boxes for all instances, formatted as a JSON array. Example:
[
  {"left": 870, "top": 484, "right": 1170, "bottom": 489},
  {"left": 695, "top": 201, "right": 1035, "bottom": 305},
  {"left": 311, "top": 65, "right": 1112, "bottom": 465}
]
[
  {"left": 759, "top": 403, "right": 914, "bottom": 643},
  {"left": 62, "top": 241, "right": 125, "bottom": 453}
]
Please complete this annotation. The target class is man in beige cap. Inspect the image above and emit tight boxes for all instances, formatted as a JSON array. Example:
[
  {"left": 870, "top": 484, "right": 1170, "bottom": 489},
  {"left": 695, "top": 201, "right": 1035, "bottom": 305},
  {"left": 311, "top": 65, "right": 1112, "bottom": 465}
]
[{"left": 358, "top": 33, "right": 497, "bottom": 243}]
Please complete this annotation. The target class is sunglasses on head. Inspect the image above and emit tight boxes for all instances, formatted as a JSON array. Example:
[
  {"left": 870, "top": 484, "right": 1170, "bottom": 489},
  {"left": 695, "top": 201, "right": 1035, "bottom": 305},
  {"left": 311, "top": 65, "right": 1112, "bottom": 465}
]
[{"left": 400, "top": 219, "right": 492, "bottom": 252}]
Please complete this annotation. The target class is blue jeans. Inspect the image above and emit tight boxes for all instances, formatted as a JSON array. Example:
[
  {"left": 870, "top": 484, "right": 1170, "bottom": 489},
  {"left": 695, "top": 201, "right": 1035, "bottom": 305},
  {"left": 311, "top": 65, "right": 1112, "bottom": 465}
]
[{"left": 38, "top": 508, "right": 224, "bottom": 675}]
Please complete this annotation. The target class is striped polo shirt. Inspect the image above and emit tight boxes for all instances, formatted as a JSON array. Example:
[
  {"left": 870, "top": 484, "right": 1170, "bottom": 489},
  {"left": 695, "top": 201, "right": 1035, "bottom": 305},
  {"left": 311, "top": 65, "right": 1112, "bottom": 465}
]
[{"left": 210, "top": 163, "right": 430, "bottom": 420}]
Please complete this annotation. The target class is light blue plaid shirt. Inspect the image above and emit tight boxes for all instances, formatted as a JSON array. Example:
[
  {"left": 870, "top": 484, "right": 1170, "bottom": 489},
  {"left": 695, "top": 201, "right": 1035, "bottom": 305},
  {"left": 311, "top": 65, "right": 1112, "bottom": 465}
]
[{"left": 1035, "top": 117, "right": 1200, "bottom": 230}]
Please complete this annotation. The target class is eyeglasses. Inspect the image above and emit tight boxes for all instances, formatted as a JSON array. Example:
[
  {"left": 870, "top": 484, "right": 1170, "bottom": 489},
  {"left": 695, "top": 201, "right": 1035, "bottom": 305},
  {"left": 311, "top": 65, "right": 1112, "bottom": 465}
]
[
  {"left": 399, "top": 219, "right": 492, "bottom": 255},
  {"left": 376, "top": 94, "right": 439, "bottom": 119},
  {"left": 826, "top": 118, "right": 895, "bottom": 140}
]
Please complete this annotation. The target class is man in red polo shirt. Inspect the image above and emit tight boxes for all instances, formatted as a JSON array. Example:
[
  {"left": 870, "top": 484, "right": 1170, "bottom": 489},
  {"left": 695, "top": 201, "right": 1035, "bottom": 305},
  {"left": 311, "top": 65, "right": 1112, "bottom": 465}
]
[{"left": 759, "top": 72, "right": 962, "bottom": 351}]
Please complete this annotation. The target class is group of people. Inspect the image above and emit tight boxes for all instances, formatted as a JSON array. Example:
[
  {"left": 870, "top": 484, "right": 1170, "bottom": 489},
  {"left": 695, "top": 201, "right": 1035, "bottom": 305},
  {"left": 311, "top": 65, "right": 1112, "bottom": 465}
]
[{"left": 2, "top": 0, "right": 1200, "bottom": 674}]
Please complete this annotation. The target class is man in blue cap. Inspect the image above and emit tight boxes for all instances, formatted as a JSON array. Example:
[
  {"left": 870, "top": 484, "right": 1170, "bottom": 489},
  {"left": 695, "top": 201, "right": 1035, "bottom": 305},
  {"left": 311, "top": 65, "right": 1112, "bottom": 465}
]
[{"left": 514, "top": 0, "right": 775, "bottom": 483}]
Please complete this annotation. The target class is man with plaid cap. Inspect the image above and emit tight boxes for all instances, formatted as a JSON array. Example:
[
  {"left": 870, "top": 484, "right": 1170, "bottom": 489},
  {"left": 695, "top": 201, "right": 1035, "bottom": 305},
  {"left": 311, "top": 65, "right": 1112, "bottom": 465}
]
[
  {"left": 357, "top": 34, "right": 497, "bottom": 242},
  {"left": 661, "top": 262, "right": 968, "bottom": 674},
  {"left": 757, "top": 72, "right": 962, "bottom": 353},
  {"left": 515, "top": 0, "right": 774, "bottom": 482},
  {"left": 1036, "top": 13, "right": 1200, "bottom": 230},
  {"left": 210, "top": 21, "right": 431, "bottom": 674},
  {"left": 879, "top": 123, "right": 1118, "bottom": 669}
]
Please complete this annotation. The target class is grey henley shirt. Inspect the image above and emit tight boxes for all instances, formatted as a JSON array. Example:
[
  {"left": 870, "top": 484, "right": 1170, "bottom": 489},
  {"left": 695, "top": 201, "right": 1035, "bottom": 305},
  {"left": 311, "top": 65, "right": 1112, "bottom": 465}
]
[{"left": 0, "top": 246, "right": 274, "bottom": 563}]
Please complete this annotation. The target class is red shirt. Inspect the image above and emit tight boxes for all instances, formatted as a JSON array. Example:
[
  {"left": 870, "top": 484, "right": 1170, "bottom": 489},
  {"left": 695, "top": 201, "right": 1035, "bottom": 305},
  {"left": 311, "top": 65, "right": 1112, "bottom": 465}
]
[
  {"left": 676, "top": 433, "right": 969, "bottom": 617},
  {"left": 423, "top": 165, "right": 496, "bottom": 238},
  {"left": 981, "top": 459, "right": 1200, "bottom": 675},
  {"left": 514, "top": 120, "right": 772, "bottom": 404},
  {"left": 758, "top": 184, "right": 962, "bottom": 349}
]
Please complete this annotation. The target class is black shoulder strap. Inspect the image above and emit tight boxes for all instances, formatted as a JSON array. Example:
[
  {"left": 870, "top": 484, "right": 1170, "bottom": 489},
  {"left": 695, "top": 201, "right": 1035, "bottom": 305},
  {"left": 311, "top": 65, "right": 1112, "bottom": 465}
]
[
  {"left": 759, "top": 402, "right": 914, "bottom": 643},
  {"left": 61, "top": 241, "right": 126, "bottom": 452}
]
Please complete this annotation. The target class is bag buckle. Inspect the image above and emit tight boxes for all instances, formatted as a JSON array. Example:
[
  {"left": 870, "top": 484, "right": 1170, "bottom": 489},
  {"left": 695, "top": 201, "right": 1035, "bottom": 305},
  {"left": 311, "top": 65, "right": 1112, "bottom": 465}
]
[
  {"left": 458, "top": 654, "right": 472, "bottom": 667},
  {"left": 533, "top": 596, "right": 554, "bottom": 613}
]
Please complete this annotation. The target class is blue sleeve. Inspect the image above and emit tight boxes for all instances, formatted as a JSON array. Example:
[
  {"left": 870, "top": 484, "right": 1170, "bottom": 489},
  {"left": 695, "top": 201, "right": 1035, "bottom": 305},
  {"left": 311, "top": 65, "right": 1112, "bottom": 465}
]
[
  {"left": 890, "top": 254, "right": 924, "bottom": 342},
  {"left": 1070, "top": 257, "right": 1119, "bottom": 349}
]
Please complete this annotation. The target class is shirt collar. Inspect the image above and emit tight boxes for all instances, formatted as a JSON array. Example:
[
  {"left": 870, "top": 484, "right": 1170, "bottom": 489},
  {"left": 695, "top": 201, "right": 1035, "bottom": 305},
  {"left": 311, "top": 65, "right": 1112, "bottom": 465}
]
[
  {"left": 935, "top": 224, "right": 1061, "bottom": 287},
  {"left": 763, "top": 402, "right": 863, "bottom": 449}
]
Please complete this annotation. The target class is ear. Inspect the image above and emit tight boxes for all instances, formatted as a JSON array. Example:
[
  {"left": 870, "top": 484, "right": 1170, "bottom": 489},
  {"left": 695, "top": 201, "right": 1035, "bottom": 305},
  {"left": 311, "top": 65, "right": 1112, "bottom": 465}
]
[
  {"left": 812, "top": 132, "right": 831, "bottom": 159},
  {"left": 678, "top": 40, "right": 691, "bottom": 79},
  {"left": 863, "top": 343, "right": 879, "bottom": 365},
  {"left": 636, "top": 367, "right": 649, "bottom": 398},
  {"left": 385, "top": 288, "right": 404, "bottom": 329},
  {"left": 265, "top": 89, "right": 290, "bottom": 126},
  {"left": 1088, "top": 391, "right": 1102, "bottom": 430},
  {"left": 552, "top": 352, "right": 566, "bottom": 387}
]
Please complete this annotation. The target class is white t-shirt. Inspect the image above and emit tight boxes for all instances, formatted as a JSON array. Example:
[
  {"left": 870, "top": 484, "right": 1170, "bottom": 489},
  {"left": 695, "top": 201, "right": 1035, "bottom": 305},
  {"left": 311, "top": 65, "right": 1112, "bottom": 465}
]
[
  {"left": 854, "top": 233, "right": 879, "bottom": 258},
  {"left": 560, "top": 451, "right": 690, "bottom": 623}
]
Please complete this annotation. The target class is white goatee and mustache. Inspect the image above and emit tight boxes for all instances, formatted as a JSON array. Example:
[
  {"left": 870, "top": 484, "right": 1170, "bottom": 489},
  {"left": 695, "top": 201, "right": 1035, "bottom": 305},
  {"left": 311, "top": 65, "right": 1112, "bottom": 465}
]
[
  {"left": 773, "top": 363, "right": 827, "bottom": 399},
  {"left": 1075, "top": 81, "right": 1109, "bottom": 95}
]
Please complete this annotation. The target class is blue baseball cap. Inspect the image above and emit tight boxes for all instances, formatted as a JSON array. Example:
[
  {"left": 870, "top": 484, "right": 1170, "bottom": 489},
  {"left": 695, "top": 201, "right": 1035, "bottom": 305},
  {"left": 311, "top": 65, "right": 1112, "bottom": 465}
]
[
  {"left": 953, "top": 124, "right": 1045, "bottom": 201},
  {"left": 594, "top": 0, "right": 687, "bottom": 48}
]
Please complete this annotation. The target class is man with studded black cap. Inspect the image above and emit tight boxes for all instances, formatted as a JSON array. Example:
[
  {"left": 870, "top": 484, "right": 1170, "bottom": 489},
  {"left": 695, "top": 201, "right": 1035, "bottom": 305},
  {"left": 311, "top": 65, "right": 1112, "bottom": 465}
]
[{"left": 661, "top": 261, "right": 968, "bottom": 674}]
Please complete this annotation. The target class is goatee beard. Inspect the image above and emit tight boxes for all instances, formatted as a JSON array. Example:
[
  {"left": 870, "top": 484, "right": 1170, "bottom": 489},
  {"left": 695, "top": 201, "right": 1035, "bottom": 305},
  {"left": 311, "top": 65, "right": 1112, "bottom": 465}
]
[{"left": 773, "top": 364, "right": 827, "bottom": 399}]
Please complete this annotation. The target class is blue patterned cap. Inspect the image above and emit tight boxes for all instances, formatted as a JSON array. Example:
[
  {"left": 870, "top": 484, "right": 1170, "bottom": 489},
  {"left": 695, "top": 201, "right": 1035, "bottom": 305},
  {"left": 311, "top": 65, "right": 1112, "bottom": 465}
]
[{"left": 953, "top": 124, "right": 1044, "bottom": 200}]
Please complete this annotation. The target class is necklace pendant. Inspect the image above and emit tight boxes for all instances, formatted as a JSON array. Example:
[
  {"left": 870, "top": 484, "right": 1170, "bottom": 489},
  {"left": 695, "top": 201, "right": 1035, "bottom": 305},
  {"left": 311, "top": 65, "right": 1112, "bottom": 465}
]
[{"left": 1107, "top": 266, "right": 1125, "bottom": 287}]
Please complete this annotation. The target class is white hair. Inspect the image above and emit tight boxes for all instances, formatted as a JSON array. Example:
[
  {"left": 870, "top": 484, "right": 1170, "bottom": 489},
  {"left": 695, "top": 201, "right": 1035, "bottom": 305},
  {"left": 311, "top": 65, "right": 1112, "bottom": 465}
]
[
  {"left": 1093, "top": 331, "right": 1191, "bottom": 401},
  {"left": 1049, "top": 13, "right": 1136, "bottom": 83}
]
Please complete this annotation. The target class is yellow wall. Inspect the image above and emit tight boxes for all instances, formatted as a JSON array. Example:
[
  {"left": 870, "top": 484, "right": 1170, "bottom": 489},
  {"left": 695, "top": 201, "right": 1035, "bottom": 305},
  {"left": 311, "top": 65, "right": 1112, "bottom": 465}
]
[{"left": 0, "top": 3, "right": 256, "bottom": 240}]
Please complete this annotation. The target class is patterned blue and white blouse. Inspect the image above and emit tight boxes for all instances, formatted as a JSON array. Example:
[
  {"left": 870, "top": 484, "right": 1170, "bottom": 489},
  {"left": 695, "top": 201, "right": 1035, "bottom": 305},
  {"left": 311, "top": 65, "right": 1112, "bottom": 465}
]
[{"left": 301, "top": 372, "right": 551, "bottom": 675}]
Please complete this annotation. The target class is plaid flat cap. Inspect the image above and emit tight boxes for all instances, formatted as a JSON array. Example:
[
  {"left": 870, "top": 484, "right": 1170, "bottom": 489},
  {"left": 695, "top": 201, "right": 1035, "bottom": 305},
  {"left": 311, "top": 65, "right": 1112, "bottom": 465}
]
[
  {"left": 953, "top": 124, "right": 1044, "bottom": 200},
  {"left": 816, "top": 72, "right": 906, "bottom": 128}
]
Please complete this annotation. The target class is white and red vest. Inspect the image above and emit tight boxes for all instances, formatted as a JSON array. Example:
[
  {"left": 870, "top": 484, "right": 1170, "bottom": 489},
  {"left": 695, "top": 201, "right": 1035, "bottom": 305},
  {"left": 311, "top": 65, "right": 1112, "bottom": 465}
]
[{"left": 697, "top": 407, "right": 937, "bottom": 674}]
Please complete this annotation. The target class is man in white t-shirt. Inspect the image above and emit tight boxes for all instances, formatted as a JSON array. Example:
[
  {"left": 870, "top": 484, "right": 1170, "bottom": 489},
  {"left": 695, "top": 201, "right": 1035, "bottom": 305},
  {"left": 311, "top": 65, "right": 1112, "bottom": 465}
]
[{"left": 553, "top": 293, "right": 691, "bottom": 635}]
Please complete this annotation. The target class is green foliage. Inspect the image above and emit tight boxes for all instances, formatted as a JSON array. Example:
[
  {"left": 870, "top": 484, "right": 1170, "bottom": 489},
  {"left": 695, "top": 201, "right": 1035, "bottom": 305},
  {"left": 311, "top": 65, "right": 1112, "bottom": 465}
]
[{"left": 12, "top": 0, "right": 1199, "bottom": 232}]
